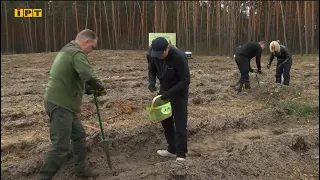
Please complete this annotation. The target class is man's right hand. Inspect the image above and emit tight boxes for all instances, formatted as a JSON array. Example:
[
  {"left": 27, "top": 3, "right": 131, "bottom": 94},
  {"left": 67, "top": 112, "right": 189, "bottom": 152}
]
[{"left": 148, "top": 85, "right": 157, "bottom": 92}]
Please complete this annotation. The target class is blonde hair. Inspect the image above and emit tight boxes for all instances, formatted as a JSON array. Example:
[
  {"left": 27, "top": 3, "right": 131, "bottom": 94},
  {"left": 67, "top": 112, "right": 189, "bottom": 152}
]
[{"left": 269, "top": 41, "right": 280, "bottom": 53}]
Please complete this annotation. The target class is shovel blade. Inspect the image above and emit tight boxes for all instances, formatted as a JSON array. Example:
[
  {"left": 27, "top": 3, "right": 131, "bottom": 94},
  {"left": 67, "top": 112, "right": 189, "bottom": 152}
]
[{"left": 101, "top": 139, "right": 113, "bottom": 170}]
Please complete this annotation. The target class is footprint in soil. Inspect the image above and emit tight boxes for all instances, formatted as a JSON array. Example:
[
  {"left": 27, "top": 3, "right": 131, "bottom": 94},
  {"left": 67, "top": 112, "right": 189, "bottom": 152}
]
[
  {"left": 272, "top": 129, "right": 289, "bottom": 135},
  {"left": 290, "top": 136, "right": 310, "bottom": 153},
  {"left": 169, "top": 163, "right": 188, "bottom": 180},
  {"left": 191, "top": 97, "right": 204, "bottom": 105}
]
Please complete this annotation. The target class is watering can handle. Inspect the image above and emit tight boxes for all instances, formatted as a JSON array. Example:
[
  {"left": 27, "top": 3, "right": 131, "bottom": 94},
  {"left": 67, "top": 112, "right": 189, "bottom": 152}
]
[{"left": 151, "top": 95, "right": 163, "bottom": 109}]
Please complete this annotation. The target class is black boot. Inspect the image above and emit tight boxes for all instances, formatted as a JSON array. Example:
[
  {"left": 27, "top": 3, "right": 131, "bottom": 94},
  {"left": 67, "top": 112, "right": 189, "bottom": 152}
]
[
  {"left": 235, "top": 82, "right": 244, "bottom": 93},
  {"left": 244, "top": 82, "right": 251, "bottom": 89}
]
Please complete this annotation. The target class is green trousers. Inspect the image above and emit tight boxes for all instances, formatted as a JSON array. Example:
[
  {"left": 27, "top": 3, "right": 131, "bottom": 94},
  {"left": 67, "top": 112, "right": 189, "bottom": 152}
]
[{"left": 39, "top": 100, "right": 86, "bottom": 180}]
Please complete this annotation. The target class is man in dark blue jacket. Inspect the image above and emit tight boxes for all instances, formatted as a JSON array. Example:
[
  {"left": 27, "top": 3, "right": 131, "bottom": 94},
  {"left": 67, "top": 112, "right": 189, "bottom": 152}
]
[
  {"left": 147, "top": 37, "right": 190, "bottom": 162},
  {"left": 234, "top": 41, "right": 266, "bottom": 93}
]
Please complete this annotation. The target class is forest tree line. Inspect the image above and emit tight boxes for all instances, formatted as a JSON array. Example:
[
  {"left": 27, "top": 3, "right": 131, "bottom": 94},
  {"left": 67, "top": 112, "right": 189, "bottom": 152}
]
[{"left": 1, "top": 1, "right": 319, "bottom": 56}]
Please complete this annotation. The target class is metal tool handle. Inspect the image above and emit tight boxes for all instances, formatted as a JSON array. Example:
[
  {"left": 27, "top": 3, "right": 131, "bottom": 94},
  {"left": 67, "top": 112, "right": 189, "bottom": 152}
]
[{"left": 93, "top": 93, "right": 106, "bottom": 141}]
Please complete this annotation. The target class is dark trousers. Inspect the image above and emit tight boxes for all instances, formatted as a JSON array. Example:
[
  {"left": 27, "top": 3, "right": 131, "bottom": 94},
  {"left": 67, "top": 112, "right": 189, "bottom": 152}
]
[
  {"left": 39, "top": 100, "right": 87, "bottom": 180},
  {"left": 161, "top": 92, "right": 188, "bottom": 158},
  {"left": 235, "top": 55, "right": 250, "bottom": 83},
  {"left": 276, "top": 58, "right": 292, "bottom": 85}
]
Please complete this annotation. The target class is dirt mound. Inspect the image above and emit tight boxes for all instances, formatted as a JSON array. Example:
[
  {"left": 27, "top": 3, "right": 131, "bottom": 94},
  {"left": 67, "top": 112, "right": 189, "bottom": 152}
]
[{"left": 1, "top": 52, "right": 319, "bottom": 180}]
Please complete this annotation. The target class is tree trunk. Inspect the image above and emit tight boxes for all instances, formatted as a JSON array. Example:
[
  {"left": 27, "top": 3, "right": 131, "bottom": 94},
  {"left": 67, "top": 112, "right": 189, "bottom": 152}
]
[
  {"left": 304, "top": 1, "right": 308, "bottom": 55},
  {"left": 99, "top": 1, "right": 103, "bottom": 48},
  {"left": 192, "top": 1, "right": 196, "bottom": 51},
  {"left": 3, "top": 1, "right": 9, "bottom": 53},
  {"left": 35, "top": 18, "right": 38, "bottom": 52},
  {"left": 176, "top": 1, "right": 180, "bottom": 47},
  {"left": 111, "top": 1, "right": 117, "bottom": 48},
  {"left": 160, "top": 1, "right": 164, "bottom": 32},
  {"left": 93, "top": 1, "right": 97, "bottom": 35},
  {"left": 142, "top": 1, "right": 146, "bottom": 47},
  {"left": 26, "top": 2, "right": 34, "bottom": 53},
  {"left": 200, "top": 3, "right": 203, "bottom": 48},
  {"left": 252, "top": 1, "right": 256, "bottom": 42},
  {"left": 280, "top": 1, "right": 287, "bottom": 46},
  {"left": 187, "top": 1, "right": 191, "bottom": 49},
  {"left": 248, "top": 1, "right": 252, "bottom": 41},
  {"left": 217, "top": 1, "right": 221, "bottom": 55},
  {"left": 145, "top": 1, "right": 148, "bottom": 47},
  {"left": 206, "top": 3, "right": 210, "bottom": 51},
  {"left": 296, "top": 1, "right": 303, "bottom": 55},
  {"left": 53, "top": 3, "right": 56, "bottom": 52},
  {"left": 117, "top": 2, "right": 121, "bottom": 44},
  {"left": 45, "top": 2, "right": 48, "bottom": 52},
  {"left": 132, "top": 2, "right": 136, "bottom": 44},
  {"left": 292, "top": 2, "right": 298, "bottom": 53},
  {"left": 265, "top": 1, "right": 270, "bottom": 49},
  {"left": 24, "top": 19, "right": 30, "bottom": 52},
  {"left": 164, "top": 1, "right": 167, "bottom": 32},
  {"left": 311, "top": 1, "right": 315, "bottom": 54},
  {"left": 64, "top": 2, "right": 67, "bottom": 45},
  {"left": 12, "top": 22, "right": 15, "bottom": 53},
  {"left": 75, "top": 1, "right": 79, "bottom": 33},
  {"left": 125, "top": 1, "right": 129, "bottom": 42},
  {"left": 103, "top": 1, "right": 112, "bottom": 49},
  {"left": 86, "top": 1, "right": 89, "bottom": 29},
  {"left": 138, "top": 1, "right": 144, "bottom": 47},
  {"left": 154, "top": 1, "right": 159, "bottom": 32}
]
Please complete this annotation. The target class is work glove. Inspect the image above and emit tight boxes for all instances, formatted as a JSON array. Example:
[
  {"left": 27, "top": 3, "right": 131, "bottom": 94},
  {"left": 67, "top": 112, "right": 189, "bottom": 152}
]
[
  {"left": 267, "top": 64, "right": 271, "bottom": 69},
  {"left": 84, "top": 83, "right": 97, "bottom": 95},
  {"left": 85, "top": 82, "right": 106, "bottom": 96},
  {"left": 249, "top": 68, "right": 254, "bottom": 73},
  {"left": 85, "top": 86, "right": 93, "bottom": 95},
  {"left": 148, "top": 85, "right": 157, "bottom": 93},
  {"left": 159, "top": 90, "right": 169, "bottom": 100}
]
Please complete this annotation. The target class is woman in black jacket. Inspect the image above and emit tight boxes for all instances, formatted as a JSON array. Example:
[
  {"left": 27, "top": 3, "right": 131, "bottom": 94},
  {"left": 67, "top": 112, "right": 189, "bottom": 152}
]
[{"left": 267, "top": 40, "right": 293, "bottom": 85}]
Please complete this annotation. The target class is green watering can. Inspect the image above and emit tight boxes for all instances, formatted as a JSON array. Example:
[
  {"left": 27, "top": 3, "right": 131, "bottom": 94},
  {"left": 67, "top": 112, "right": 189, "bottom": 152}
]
[{"left": 146, "top": 95, "right": 172, "bottom": 121}]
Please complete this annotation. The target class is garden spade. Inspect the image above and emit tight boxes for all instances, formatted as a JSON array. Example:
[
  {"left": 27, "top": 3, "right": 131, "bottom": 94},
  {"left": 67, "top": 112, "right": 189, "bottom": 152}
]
[{"left": 93, "top": 93, "right": 118, "bottom": 176}]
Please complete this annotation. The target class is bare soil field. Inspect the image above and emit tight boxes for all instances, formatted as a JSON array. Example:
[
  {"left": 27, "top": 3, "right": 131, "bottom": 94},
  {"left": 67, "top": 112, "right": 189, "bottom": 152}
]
[{"left": 1, "top": 50, "right": 319, "bottom": 180}]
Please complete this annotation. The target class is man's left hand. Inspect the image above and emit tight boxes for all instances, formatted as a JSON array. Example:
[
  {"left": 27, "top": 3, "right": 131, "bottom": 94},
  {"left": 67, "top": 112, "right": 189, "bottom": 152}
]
[
  {"left": 159, "top": 90, "right": 169, "bottom": 100},
  {"left": 85, "top": 88, "right": 93, "bottom": 95}
]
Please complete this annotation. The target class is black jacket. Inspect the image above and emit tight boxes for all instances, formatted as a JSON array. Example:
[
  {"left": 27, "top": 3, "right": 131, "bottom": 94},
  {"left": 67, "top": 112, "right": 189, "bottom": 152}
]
[
  {"left": 235, "top": 45, "right": 242, "bottom": 56},
  {"left": 147, "top": 46, "right": 190, "bottom": 99},
  {"left": 268, "top": 45, "right": 292, "bottom": 65},
  {"left": 235, "top": 42, "right": 262, "bottom": 70}
]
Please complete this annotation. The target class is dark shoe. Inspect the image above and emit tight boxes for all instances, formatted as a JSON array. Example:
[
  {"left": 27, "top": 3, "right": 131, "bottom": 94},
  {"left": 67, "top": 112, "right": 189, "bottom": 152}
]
[
  {"left": 75, "top": 169, "right": 99, "bottom": 178},
  {"left": 235, "top": 83, "right": 244, "bottom": 93},
  {"left": 67, "top": 149, "right": 73, "bottom": 159},
  {"left": 244, "top": 82, "right": 251, "bottom": 89}
]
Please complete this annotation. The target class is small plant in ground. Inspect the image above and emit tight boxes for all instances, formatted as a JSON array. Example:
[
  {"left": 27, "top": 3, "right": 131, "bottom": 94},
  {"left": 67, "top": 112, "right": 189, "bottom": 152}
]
[{"left": 278, "top": 100, "right": 319, "bottom": 117}]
